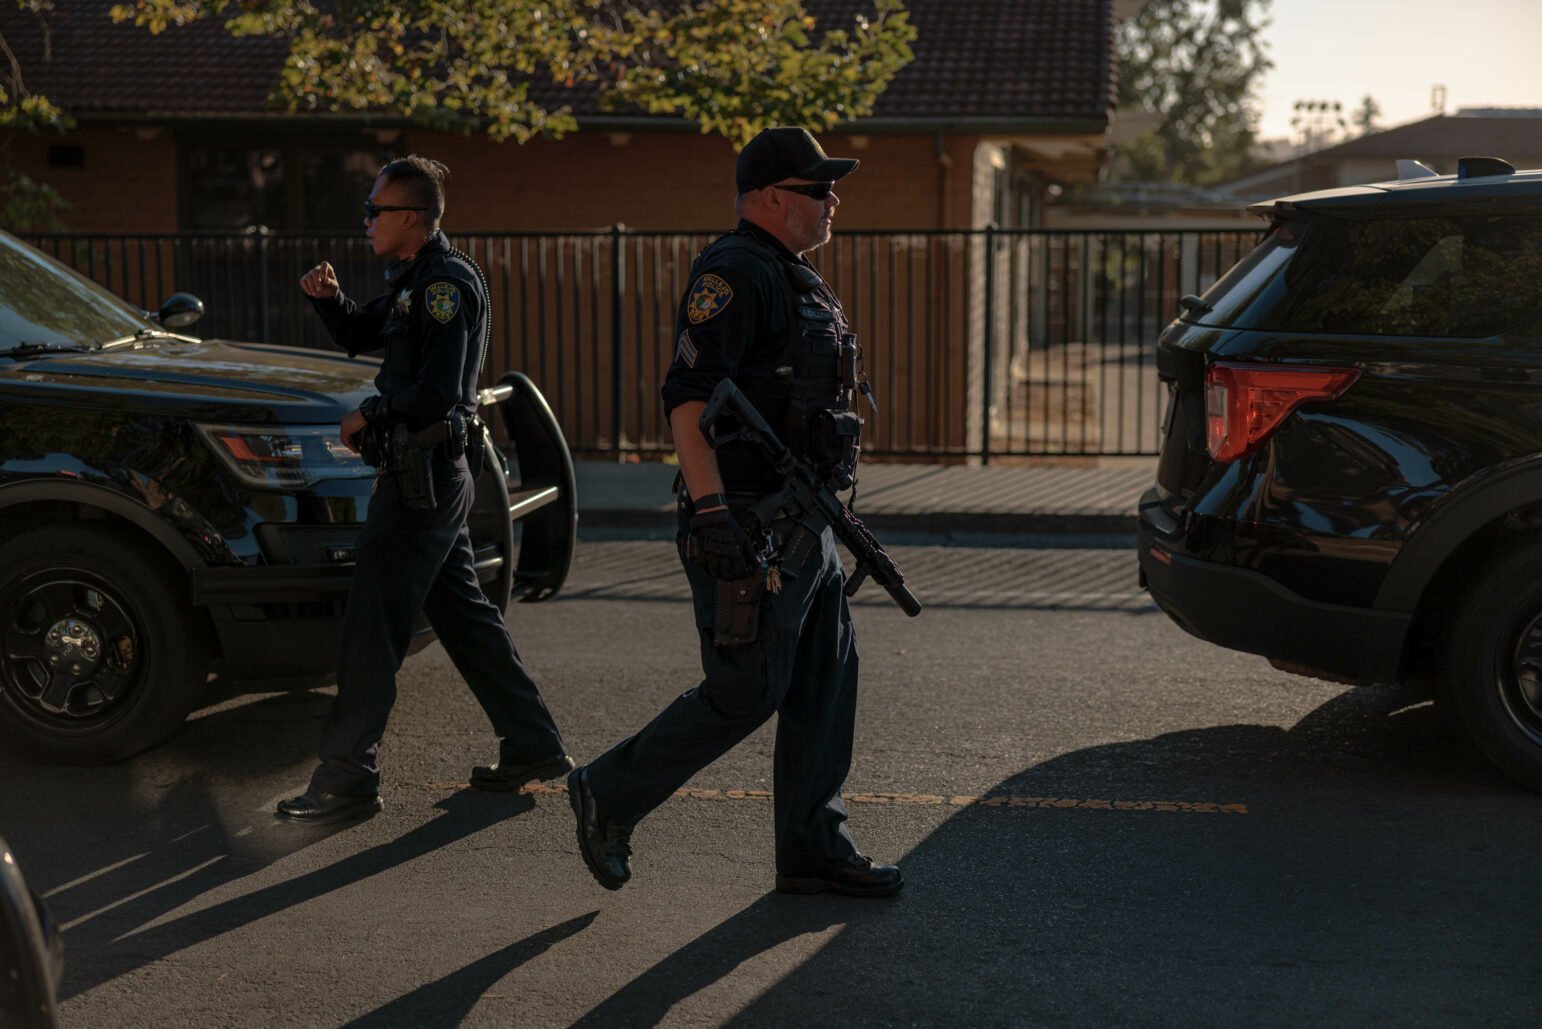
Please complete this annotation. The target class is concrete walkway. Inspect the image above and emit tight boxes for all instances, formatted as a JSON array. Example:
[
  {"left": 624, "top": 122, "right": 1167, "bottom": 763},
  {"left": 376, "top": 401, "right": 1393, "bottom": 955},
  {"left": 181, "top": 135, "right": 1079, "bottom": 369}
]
[{"left": 574, "top": 458, "right": 1156, "bottom": 539}]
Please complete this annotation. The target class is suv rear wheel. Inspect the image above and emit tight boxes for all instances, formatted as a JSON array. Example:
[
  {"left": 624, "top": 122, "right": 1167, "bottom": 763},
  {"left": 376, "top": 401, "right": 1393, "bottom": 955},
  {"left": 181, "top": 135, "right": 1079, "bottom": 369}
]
[
  {"left": 0, "top": 525, "right": 210, "bottom": 764},
  {"left": 1440, "top": 535, "right": 1542, "bottom": 791}
]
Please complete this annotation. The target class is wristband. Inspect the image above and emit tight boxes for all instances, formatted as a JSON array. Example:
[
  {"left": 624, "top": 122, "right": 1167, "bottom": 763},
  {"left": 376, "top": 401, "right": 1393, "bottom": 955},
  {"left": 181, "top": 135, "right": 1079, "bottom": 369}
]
[
  {"left": 692, "top": 491, "right": 728, "bottom": 511},
  {"left": 359, "top": 394, "right": 387, "bottom": 422}
]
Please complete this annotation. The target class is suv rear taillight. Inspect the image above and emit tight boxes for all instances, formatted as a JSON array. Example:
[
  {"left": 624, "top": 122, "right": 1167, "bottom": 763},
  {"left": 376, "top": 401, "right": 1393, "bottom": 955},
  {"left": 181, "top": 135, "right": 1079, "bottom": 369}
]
[{"left": 1204, "top": 362, "right": 1359, "bottom": 463}]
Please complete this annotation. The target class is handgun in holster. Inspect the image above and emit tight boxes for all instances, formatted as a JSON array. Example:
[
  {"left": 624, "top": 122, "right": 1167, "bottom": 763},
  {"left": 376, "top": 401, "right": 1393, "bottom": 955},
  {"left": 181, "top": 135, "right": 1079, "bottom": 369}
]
[{"left": 390, "top": 423, "right": 436, "bottom": 510}]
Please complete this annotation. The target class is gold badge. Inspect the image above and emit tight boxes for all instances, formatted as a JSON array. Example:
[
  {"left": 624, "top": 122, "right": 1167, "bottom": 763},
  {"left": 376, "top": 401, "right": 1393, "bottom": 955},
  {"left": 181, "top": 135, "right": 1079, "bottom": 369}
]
[
  {"left": 687, "top": 274, "right": 733, "bottom": 324},
  {"left": 426, "top": 281, "right": 460, "bottom": 324},
  {"left": 394, "top": 289, "right": 412, "bottom": 316}
]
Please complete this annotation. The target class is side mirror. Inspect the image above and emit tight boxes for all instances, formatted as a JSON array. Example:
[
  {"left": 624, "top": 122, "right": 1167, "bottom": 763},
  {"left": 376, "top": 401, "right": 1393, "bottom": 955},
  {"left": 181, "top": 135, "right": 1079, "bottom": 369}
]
[{"left": 155, "top": 292, "right": 205, "bottom": 330}]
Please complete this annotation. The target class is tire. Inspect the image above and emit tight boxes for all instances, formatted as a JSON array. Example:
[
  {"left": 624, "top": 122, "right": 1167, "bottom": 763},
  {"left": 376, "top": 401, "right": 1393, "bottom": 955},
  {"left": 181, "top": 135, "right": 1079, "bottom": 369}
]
[
  {"left": 1438, "top": 534, "right": 1542, "bottom": 792},
  {"left": 0, "top": 525, "right": 211, "bottom": 764}
]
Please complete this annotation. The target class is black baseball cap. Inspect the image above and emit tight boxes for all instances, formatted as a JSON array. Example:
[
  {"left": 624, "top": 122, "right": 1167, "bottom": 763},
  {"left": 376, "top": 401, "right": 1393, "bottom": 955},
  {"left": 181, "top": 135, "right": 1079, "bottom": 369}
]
[{"left": 736, "top": 127, "right": 859, "bottom": 194}]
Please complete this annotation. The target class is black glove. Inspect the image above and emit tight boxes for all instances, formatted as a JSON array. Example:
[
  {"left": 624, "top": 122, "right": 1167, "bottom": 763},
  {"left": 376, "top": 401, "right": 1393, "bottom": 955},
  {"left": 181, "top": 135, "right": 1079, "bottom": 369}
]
[{"left": 687, "top": 507, "right": 756, "bottom": 580}]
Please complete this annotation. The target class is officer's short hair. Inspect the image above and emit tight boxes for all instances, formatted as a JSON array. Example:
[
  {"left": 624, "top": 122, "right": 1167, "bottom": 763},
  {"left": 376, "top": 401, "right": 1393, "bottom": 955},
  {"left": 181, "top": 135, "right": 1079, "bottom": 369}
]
[{"left": 379, "top": 155, "right": 449, "bottom": 223}]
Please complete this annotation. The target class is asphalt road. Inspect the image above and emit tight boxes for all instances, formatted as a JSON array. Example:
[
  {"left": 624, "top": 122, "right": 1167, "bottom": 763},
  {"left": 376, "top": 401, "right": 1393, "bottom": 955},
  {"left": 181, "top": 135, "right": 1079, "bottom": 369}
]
[{"left": 2, "top": 541, "right": 1539, "bottom": 1027}]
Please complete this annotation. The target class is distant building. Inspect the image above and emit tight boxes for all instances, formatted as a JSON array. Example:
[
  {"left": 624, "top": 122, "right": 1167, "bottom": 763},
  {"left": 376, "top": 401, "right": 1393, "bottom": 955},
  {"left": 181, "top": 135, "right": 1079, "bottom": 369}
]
[
  {"left": 1215, "top": 108, "right": 1542, "bottom": 204},
  {"left": 1046, "top": 180, "right": 1257, "bottom": 229}
]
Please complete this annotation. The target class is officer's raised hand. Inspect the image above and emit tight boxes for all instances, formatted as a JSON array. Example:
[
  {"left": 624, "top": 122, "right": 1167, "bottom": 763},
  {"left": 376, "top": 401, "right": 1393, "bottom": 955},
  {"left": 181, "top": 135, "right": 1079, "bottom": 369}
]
[
  {"left": 300, "top": 261, "right": 340, "bottom": 299},
  {"left": 687, "top": 506, "right": 757, "bottom": 580}
]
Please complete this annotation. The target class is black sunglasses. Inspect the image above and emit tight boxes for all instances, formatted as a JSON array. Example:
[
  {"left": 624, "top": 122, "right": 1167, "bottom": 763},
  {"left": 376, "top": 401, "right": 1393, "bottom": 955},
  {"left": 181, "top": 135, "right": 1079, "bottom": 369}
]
[
  {"left": 363, "top": 201, "right": 430, "bottom": 219},
  {"left": 772, "top": 182, "right": 836, "bottom": 201}
]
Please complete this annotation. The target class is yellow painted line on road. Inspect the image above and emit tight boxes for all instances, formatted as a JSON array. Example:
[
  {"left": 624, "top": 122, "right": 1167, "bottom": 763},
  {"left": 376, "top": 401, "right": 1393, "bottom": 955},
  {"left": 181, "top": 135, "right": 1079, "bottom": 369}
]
[{"left": 417, "top": 781, "right": 1247, "bottom": 815}]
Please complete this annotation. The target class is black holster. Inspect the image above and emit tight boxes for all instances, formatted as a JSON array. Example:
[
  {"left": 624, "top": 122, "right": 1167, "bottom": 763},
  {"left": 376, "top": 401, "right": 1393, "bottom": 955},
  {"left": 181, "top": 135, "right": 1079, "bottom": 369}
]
[
  {"left": 391, "top": 424, "right": 436, "bottom": 510},
  {"left": 465, "top": 414, "right": 487, "bottom": 479}
]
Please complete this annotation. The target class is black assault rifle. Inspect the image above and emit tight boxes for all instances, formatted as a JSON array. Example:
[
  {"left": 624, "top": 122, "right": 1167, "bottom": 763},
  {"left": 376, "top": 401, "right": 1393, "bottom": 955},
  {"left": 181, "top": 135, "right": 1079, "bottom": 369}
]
[{"left": 700, "top": 380, "right": 922, "bottom": 617}]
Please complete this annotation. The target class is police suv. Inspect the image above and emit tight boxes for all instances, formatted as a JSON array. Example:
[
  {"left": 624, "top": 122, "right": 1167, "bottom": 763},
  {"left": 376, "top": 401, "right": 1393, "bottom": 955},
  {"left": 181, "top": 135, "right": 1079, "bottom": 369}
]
[
  {"left": 1139, "top": 158, "right": 1542, "bottom": 791},
  {"left": 0, "top": 229, "right": 575, "bottom": 764}
]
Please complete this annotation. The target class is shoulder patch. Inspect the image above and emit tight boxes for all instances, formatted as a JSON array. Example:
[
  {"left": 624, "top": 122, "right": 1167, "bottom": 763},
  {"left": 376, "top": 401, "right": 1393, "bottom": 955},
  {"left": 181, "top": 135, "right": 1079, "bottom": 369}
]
[
  {"left": 687, "top": 273, "right": 734, "bottom": 325},
  {"left": 425, "top": 280, "right": 461, "bottom": 324}
]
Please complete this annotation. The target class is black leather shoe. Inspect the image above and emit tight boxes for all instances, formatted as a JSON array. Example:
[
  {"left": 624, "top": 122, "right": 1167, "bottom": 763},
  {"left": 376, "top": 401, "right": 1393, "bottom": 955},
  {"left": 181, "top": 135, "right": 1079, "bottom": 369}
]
[
  {"left": 275, "top": 789, "right": 383, "bottom": 825},
  {"left": 470, "top": 749, "right": 575, "bottom": 792},
  {"left": 568, "top": 767, "right": 632, "bottom": 890},
  {"left": 775, "top": 855, "right": 903, "bottom": 897}
]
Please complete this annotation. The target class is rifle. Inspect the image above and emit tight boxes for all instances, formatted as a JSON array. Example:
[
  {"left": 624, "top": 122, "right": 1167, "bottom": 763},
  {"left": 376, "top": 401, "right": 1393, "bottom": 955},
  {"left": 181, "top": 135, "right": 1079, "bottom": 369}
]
[{"left": 700, "top": 380, "right": 922, "bottom": 617}]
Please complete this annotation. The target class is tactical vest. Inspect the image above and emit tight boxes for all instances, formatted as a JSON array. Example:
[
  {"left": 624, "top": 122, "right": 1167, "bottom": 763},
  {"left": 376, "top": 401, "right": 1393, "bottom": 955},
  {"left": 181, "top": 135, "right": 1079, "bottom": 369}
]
[{"left": 692, "top": 230, "right": 864, "bottom": 488}]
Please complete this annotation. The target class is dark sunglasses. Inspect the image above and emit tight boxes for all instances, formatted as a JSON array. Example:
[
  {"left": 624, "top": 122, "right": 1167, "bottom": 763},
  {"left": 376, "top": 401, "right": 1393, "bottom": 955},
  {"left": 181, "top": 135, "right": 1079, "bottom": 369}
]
[
  {"left": 772, "top": 182, "right": 836, "bottom": 201},
  {"left": 363, "top": 201, "right": 429, "bottom": 219}
]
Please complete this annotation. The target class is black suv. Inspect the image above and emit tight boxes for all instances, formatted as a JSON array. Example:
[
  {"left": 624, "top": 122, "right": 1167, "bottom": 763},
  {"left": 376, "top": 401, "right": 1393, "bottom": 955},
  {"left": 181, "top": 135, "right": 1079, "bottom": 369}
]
[
  {"left": 1138, "top": 158, "right": 1542, "bottom": 790},
  {"left": 0, "top": 229, "right": 576, "bottom": 764}
]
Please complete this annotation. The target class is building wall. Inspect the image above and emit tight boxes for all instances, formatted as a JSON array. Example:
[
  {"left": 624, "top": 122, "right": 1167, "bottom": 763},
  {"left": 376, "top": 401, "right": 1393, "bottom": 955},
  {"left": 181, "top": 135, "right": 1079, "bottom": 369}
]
[
  {"left": 10, "top": 123, "right": 985, "bottom": 233},
  {"left": 9, "top": 125, "right": 178, "bottom": 232},
  {"left": 424, "top": 128, "right": 976, "bottom": 232}
]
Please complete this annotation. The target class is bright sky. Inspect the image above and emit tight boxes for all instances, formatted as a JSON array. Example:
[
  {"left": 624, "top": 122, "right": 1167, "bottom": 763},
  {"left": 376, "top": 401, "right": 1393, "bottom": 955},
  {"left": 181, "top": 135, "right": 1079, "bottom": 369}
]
[{"left": 1254, "top": 0, "right": 1542, "bottom": 140}]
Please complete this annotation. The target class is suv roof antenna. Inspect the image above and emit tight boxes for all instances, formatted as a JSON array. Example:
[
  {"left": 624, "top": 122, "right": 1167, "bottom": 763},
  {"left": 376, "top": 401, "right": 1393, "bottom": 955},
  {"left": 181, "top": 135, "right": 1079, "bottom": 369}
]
[
  {"left": 1395, "top": 159, "right": 1438, "bottom": 180},
  {"left": 1458, "top": 156, "right": 1516, "bottom": 179}
]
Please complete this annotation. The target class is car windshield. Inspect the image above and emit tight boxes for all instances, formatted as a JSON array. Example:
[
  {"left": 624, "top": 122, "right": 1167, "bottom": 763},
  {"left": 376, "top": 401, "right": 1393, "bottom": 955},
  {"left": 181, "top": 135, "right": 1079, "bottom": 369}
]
[
  {"left": 1188, "top": 211, "right": 1542, "bottom": 338},
  {"left": 0, "top": 229, "right": 156, "bottom": 353}
]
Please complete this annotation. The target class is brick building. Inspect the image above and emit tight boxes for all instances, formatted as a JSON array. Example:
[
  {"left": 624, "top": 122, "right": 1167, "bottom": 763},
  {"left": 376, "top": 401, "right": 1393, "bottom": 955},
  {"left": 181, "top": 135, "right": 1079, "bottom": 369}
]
[
  {"left": 3, "top": 0, "right": 1117, "bottom": 234},
  {"left": 2, "top": 1, "right": 1123, "bottom": 459}
]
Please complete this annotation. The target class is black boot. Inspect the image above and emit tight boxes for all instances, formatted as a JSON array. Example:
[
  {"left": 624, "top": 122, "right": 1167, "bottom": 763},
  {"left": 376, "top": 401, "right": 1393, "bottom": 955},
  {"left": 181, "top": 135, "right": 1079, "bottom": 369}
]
[
  {"left": 275, "top": 789, "right": 382, "bottom": 825},
  {"left": 568, "top": 767, "right": 633, "bottom": 890},
  {"left": 470, "top": 744, "right": 575, "bottom": 791},
  {"left": 775, "top": 855, "right": 903, "bottom": 897}
]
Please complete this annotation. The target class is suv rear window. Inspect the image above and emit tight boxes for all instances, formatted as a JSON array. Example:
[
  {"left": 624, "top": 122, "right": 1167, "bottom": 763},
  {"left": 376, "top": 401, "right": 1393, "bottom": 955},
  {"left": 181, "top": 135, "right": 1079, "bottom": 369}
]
[{"left": 1191, "top": 212, "right": 1542, "bottom": 338}]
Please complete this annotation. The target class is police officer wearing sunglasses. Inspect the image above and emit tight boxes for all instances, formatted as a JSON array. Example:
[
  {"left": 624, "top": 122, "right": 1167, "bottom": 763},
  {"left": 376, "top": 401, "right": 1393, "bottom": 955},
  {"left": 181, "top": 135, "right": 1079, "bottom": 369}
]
[
  {"left": 568, "top": 128, "right": 902, "bottom": 897},
  {"left": 277, "top": 156, "right": 572, "bottom": 823}
]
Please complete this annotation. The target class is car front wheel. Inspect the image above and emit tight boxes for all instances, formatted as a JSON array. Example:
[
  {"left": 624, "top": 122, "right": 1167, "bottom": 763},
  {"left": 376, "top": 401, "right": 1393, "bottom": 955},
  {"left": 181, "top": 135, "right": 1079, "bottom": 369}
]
[
  {"left": 0, "top": 525, "right": 210, "bottom": 764},
  {"left": 1440, "top": 535, "right": 1542, "bottom": 792}
]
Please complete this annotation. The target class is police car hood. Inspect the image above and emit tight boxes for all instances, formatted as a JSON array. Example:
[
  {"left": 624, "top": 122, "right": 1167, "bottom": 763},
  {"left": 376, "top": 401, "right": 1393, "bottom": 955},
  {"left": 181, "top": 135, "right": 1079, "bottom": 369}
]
[{"left": 3, "top": 338, "right": 377, "bottom": 422}]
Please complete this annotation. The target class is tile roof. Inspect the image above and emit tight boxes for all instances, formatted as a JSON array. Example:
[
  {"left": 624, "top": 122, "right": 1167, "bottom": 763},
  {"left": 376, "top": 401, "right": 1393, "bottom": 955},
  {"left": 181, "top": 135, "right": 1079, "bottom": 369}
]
[{"left": 2, "top": 0, "right": 1113, "bottom": 125}]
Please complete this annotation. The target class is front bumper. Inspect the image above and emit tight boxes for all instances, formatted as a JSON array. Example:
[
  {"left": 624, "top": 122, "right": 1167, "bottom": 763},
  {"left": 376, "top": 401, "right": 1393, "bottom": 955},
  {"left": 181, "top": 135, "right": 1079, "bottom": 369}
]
[{"left": 1137, "top": 490, "right": 1410, "bottom": 684}]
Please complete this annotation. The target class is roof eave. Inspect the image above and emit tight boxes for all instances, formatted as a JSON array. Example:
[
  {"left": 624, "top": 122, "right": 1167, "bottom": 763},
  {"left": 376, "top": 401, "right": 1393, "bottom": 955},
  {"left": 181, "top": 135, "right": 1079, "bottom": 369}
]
[
  {"left": 575, "top": 113, "right": 1110, "bottom": 135},
  {"left": 71, "top": 108, "right": 1110, "bottom": 138}
]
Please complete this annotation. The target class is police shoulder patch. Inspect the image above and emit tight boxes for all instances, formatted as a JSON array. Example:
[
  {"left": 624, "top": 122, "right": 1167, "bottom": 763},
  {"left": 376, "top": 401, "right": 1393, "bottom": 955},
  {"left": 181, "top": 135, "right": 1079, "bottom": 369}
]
[
  {"left": 425, "top": 280, "right": 461, "bottom": 324},
  {"left": 687, "top": 273, "right": 733, "bottom": 325}
]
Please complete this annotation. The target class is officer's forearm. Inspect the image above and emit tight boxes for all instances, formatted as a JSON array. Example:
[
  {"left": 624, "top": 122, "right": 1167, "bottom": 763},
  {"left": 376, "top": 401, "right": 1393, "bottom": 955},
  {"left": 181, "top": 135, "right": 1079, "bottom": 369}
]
[
  {"left": 670, "top": 402, "right": 726, "bottom": 508},
  {"left": 309, "top": 291, "right": 384, "bottom": 356}
]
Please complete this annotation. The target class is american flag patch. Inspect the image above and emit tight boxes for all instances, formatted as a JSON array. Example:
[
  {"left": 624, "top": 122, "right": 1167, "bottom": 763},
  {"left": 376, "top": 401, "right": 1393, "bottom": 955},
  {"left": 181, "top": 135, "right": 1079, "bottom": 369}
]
[{"left": 676, "top": 330, "right": 699, "bottom": 368}]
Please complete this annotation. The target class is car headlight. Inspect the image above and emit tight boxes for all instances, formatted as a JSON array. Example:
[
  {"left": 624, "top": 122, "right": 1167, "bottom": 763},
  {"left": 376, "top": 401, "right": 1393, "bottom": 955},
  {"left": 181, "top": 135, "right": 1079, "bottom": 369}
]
[{"left": 196, "top": 423, "right": 373, "bottom": 488}]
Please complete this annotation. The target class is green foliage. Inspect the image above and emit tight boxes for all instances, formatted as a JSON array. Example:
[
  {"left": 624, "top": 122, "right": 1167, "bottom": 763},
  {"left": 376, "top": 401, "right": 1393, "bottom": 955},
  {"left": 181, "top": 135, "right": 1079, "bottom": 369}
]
[
  {"left": 1112, "top": 0, "right": 1272, "bottom": 186},
  {"left": 2, "top": 1, "right": 73, "bottom": 229},
  {"left": 108, "top": 1, "right": 916, "bottom": 146}
]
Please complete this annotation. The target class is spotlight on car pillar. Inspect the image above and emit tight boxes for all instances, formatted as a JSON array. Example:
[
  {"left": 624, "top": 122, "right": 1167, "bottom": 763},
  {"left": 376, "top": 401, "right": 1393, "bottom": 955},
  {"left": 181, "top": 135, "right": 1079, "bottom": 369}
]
[{"left": 155, "top": 292, "right": 205, "bottom": 330}]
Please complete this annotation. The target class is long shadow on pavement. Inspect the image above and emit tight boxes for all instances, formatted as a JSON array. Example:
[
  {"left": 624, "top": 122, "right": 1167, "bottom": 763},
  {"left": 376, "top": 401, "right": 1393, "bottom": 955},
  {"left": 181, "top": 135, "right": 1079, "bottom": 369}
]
[
  {"left": 0, "top": 688, "right": 534, "bottom": 1003},
  {"left": 342, "top": 912, "right": 599, "bottom": 1029},
  {"left": 574, "top": 685, "right": 1542, "bottom": 1027}
]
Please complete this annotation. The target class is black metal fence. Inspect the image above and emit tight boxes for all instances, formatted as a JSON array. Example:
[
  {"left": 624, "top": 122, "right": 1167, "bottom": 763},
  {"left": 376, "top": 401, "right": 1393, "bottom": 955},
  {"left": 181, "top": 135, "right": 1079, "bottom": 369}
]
[{"left": 24, "top": 226, "right": 1261, "bottom": 459}]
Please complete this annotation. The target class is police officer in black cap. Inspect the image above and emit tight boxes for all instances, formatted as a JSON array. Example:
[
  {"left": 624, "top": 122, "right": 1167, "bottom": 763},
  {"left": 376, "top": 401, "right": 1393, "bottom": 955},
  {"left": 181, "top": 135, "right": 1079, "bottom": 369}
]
[
  {"left": 568, "top": 127, "right": 902, "bottom": 897},
  {"left": 277, "top": 156, "right": 572, "bottom": 823}
]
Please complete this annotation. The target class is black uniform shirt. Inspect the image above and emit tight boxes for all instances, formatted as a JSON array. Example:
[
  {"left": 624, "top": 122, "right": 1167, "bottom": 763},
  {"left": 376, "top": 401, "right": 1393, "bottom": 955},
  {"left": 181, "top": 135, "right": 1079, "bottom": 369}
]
[
  {"left": 660, "top": 220, "right": 805, "bottom": 416},
  {"left": 662, "top": 221, "right": 815, "bottom": 492},
  {"left": 310, "top": 230, "right": 485, "bottom": 429}
]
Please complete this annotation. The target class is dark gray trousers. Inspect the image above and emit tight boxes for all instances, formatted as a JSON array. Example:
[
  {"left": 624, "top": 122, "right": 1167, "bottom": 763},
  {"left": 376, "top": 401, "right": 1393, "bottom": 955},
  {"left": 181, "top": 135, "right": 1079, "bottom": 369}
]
[
  {"left": 310, "top": 459, "right": 565, "bottom": 796},
  {"left": 586, "top": 504, "right": 862, "bottom": 875}
]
